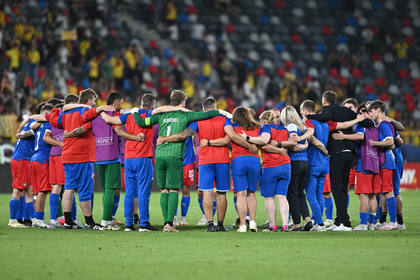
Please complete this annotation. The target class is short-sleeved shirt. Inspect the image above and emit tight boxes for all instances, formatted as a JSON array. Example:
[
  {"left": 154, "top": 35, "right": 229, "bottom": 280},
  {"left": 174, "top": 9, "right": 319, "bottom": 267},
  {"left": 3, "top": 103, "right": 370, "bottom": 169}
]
[
  {"left": 119, "top": 109, "right": 154, "bottom": 159},
  {"left": 230, "top": 122, "right": 260, "bottom": 160},
  {"left": 47, "top": 107, "right": 98, "bottom": 164},
  {"left": 189, "top": 115, "right": 230, "bottom": 165},
  {"left": 12, "top": 120, "right": 35, "bottom": 161},
  {"left": 305, "top": 119, "right": 336, "bottom": 169},
  {"left": 378, "top": 121, "right": 396, "bottom": 170},
  {"left": 259, "top": 123, "right": 291, "bottom": 168},
  {"left": 30, "top": 122, "right": 52, "bottom": 164},
  {"left": 286, "top": 123, "right": 307, "bottom": 161}
]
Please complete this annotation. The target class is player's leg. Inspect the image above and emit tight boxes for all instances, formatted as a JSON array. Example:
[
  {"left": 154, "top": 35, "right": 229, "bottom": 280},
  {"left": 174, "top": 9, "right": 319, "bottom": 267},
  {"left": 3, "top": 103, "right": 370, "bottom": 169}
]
[
  {"left": 9, "top": 159, "right": 28, "bottom": 228},
  {"left": 232, "top": 158, "right": 248, "bottom": 230},
  {"left": 33, "top": 162, "right": 50, "bottom": 228},
  {"left": 156, "top": 158, "right": 169, "bottom": 227},
  {"left": 311, "top": 174, "right": 327, "bottom": 231},
  {"left": 77, "top": 162, "right": 101, "bottom": 229},
  {"left": 275, "top": 164, "right": 291, "bottom": 232},
  {"left": 261, "top": 167, "right": 277, "bottom": 232},
  {"left": 378, "top": 169, "right": 398, "bottom": 230},
  {"left": 101, "top": 163, "right": 121, "bottom": 230},
  {"left": 305, "top": 173, "right": 322, "bottom": 227},
  {"left": 112, "top": 188, "right": 122, "bottom": 224},
  {"left": 199, "top": 164, "right": 216, "bottom": 231},
  {"left": 393, "top": 163, "right": 405, "bottom": 228},
  {"left": 137, "top": 158, "right": 156, "bottom": 231},
  {"left": 49, "top": 184, "right": 62, "bottom": 228},
  {"left": 215, "top": 163, "right": 229, "bottom": 231},
  {"left": 353, "top": 172, "right": 370, "bottom": 230},
  {"left": 287, "top": 161, "right": 302, "bottom": 228},
  {"left": 123, "top": 158, "right": 137, "bottom": 231},
  {"left": 164, "top": 157, "right": 183, "bottom": 232},
  {"left": 245, "top": 157, "right": 260, "bottom": 232},
  {"left": 197, "top": 190, "right": 207, "bottom": 225}
]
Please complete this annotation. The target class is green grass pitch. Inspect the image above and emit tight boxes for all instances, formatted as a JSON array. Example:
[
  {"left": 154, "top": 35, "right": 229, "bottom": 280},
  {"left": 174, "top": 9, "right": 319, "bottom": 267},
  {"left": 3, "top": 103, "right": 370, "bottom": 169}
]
[{"left": 1, "top": 190, "right": 420, "bottom": 280}]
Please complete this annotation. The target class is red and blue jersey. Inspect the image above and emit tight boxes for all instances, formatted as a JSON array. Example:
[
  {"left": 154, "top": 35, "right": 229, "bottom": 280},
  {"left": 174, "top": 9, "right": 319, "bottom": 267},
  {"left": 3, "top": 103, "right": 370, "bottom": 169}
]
[
  {"left": 119, "top": 109, "right": 154, "bottom": 159},
  {"left": 230, "top": 122, "right": 260, "bottom": 160},
  {"left": 259, "top": 123, "right": 290, "bottom": 168},
  {"left": 286, "top": 123, "right": 307, "bottom": 161},
  {"left": 189, "top": 115, "right": 230, "bottom": 165},
  {"left": 378, "top": 121, "right": 396, "bottom": 170},
  {"left": 30, "top": 122, "right": 52, "bottom": 164},
  {"left": 183, "top": 136, "right": 196, "bottom": 165},
  {"left": 305, "top": 119, "right": 336, "bottom": 169},
  {"left": 12, "top": 119, "right": 35, "bottom": 161},
  {"left": 47, "top": 107, "right": 98, "bottom": 164}
]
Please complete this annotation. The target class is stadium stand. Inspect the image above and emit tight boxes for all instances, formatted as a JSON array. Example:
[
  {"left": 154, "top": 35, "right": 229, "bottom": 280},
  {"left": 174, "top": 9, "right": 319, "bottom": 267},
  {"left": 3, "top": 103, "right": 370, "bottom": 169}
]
[{"left": 0, "top": 0, "right": 419, "bottom": 146}]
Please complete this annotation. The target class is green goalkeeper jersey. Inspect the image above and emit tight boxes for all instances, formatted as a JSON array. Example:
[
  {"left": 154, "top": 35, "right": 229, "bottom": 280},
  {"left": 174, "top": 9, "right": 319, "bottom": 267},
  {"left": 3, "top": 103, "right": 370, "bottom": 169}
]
[{"left": 133, "top": 110, "right": 219, "bottom": 159}]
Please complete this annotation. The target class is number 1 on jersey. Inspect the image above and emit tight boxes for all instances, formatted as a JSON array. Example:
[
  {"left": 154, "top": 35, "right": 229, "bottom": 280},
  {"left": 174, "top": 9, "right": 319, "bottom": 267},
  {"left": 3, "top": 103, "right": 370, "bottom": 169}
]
[{"left": 166, "top": 126, "right": 171, "bottom": 136}]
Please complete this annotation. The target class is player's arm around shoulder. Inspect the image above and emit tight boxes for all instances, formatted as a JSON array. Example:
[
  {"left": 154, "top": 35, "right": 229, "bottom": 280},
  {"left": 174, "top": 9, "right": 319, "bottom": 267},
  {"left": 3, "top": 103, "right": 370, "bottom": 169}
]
[{"left": 133, "top": 112, "right": 158, "bottom": 127}]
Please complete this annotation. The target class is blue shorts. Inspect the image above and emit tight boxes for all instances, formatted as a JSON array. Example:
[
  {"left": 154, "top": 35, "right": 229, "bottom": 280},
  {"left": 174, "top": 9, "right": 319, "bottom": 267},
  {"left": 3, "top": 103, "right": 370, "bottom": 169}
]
[
  {"left": 231, "top": 156, "right": 261, "bottom": 192},
  {"left": 198, "top": 163, "right": 230, "bottom": 192},
  {"left": 63, "top": 162, "right": 94, "bottom": 202},
  {"left": 260, "top": 164, "right": 291, "bottom": 197}
]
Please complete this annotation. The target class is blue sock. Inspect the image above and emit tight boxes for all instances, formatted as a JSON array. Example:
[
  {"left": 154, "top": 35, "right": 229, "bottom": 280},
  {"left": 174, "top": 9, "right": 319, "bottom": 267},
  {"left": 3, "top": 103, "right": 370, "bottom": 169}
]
[
  {"left": 346, "top": 194, "right": 350, "bottom": 209},
  {"left": 26, "top": 202, "right": 34, "bottom": 218},
  {"left": 34, "top": 211, "right": 41, "bottom": 220},
  {"left": 359, "top": 212, "right": 369, "bottom": 225},
  {"left": 386, "top": 197, "right": 397, "bottom": 223},
  {"left": 369, "top": 213, "right": 376, "bottom": 224},
  {"left": 324, "top": 197, "right": 333, "bottom": 220},
  {"left": 233, "top": 196, "right": 238, "bottom": 213},
  {"left": 376, "top": 196, "right": 381, "bottom": 218},
  {"left": 112, "top": 194, "right": 120, "bottom": 216},
  {"left": 16, "top": 197, "right": 24, "bottom": 220},
  {"left": 23, "top": 199, "right": 30, "bottom": 220},
  {"left": 181, "top": 196, "right": 190, "bottom": 217},
  {"left": 9, "top": 197, "right": 19, "bottom": 219},
  {"left": 72, "top": 196, "right": 77, "bottom": 221},
  {"left": 212, "top": 201, "right": 217, "bottom": 215},
  {"left": 40, "top": 211, "right": 44, "bottom": 220},
  {"left": 198, "top": 197, "right": 204, "bottom": 215},
  {"left": 50, "top": 194, "right": 59, "bottom": 220},
  {"left": 175, "top": 207, "right": 177, "bottom": 217}
]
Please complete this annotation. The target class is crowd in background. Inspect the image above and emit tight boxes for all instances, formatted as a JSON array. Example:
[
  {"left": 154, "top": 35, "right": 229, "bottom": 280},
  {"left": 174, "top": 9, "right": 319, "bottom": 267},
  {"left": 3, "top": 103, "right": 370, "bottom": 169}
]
[{"left": 0, "top": 0, "right": 419, "bottom": 146}]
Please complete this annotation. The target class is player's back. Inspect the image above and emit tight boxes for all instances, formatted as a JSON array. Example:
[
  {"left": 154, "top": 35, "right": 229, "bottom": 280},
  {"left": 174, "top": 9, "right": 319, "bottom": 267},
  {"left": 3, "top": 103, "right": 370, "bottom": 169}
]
[
  {"left": 59, "top": 107, "right": 96, "bottom": 164},
  {"left": 260, "top": 123, "right": 290, "bottom": 168},
  {"left": 231, "top": 124, "right": 260, "bottom": 160},
  {"left": 307, "top": 119, "right": 329, "bottom": 169},
  {"left": 195, "top": 115, "right": 229, "bottom": 165},
  {"left": 12, "top": 120, "right": 35, "bottom": 161},
  {"left": 31, "top": 122, "right": 52, "bottom": 164},
  {"left": 155, "top": 111, "right": 191, "bottom": 159},
  {"left": 124, "top": 109, "right": 154, "bottom": 159}
]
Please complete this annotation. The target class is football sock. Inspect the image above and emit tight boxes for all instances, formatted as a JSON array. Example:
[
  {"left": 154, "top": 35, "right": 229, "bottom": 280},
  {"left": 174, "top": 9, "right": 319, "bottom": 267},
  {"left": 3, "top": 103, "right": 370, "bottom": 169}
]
[
  {"left": 84, "top": 215, "right": 95, "bottom": 226},
  {"left": 9, "top": 197, "right": 18, "bottom": 219},
  {"left": 112, "top": 194, "right": 120, "bottom": 216},
  {"left": 26, "top": 202, "right": 34, "bottom": 218},
  {"left": 167, "top": 192, "right": 179, "bottom": 224},
  {"left": 233, "top": 196, "right": 238, "bottom": 213},
  {"left": 64, "top": 212, "right": 72, "bottom": 225},
  {"left": 102, "top": 188, "right": 115, "bottom": 221},
  {"left": 71, "top": 196, "right": 77, "bottom": 221},
  {"left": 218, "top": 220, "right": 224, "bottom": 227},
  {"left": 50, "top": 194, "right": 59, "bottom": 220},
  {"left": 386, "top": 197, "right": 397, "bottom": 223},
  {"left": 212, "top": 201, "right": 217, "bottom": 215},
  {"left": 57, "top": 199, "right": 63, "bottom": 217},
  {"left": 23, "top": 199, "right": 30, "bottom": 220},
  {"left": 324, "top": 197, "right": 333, "bottom": 220},
  {"left": 376, "top": 196, "right": 381, "bottom": 217},
  {"left": 379, "top": 212, "right": 388, "bottom": 223},
  {"left": 346, "top": 194, "right": 350, "bottom": 209},
  {"left": 397, "top": 214, "right": 404, "bottom": 225},
  {"left": 181, "top": 196, "right": 190, "bottom": 217},
  {"left": 198, "top": 197, "right": 204, "bottom": 214},
  {"left": 369, "top": 213, "right": 376, "bottom": 224},
  {"left": 16, "top": 197, "right": 24, "bottom": 220},
  {"left": 359, "top": 212, "right": 369, "bottom": 225},
  {"left": 160, "top": 193, "right": 169, "bottom": 223}
]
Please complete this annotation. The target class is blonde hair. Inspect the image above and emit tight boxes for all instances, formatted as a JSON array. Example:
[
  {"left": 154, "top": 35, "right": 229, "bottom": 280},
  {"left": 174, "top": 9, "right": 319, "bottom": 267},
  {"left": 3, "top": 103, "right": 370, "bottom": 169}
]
[
  {"left": 280, "top": 106, "right": 305, "bottom": 131},
  {"left": 259, "top": 110, "right": 275, "bottom": 124}
]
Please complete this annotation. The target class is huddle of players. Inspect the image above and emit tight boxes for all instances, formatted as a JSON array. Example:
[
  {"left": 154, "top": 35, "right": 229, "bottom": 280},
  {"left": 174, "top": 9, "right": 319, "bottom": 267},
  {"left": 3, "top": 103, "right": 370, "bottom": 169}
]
[{"left": 8, "top": 88, "right": 405, "bottom": 232}]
